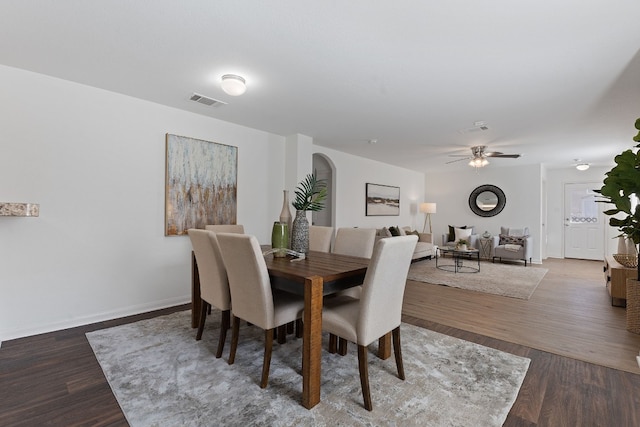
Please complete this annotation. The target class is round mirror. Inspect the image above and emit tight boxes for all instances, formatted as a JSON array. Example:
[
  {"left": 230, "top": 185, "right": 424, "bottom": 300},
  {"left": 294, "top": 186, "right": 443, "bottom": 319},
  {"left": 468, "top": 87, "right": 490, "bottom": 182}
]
[{"left": 469, "top": 185, "right": 506, "bottom": 217}]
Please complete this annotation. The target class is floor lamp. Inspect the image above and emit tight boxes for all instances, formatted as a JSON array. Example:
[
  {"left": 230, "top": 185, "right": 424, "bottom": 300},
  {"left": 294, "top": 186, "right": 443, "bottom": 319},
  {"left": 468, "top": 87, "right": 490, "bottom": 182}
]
[{"left": 420, "top": 202, "right": 437, "bottom": 234}]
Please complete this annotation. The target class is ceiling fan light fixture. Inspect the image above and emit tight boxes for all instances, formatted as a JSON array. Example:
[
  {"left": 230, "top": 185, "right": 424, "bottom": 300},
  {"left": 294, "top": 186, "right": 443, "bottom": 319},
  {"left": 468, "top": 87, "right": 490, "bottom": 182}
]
[
  {"left": 221, "top": 74, "right": 246, "bottom": 96},
  {"left": 469, "top": 157, "right": 489, "bottom": 168},
  {"left": 576, "top": 163, "right": 590, "bottom": 171}
]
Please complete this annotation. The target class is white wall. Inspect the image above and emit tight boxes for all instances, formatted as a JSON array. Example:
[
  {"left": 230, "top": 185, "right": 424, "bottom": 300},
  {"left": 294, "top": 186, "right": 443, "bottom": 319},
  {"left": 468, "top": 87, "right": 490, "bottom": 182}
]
[
  {"left": 545, "top": 166, "right": 617, "bottom": 258},
  {"left": 312, "top": 145, "right": 425, "bottom": 231},
  {"left": 0, "top": 65, "right": 286, "bottom": 341},
  {"left": 425, "top": 164, "right": 543, "bottom": 263},
  {"left": 0, "top": 66, "right": 426, "bottom": 341}
]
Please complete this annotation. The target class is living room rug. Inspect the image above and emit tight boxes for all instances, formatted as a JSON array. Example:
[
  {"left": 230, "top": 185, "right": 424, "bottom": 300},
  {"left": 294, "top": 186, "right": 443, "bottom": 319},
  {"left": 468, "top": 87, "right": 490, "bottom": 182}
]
[
  {"left": 86, "top": 310, "right": 530, "bottom": 427},
  {"left": 408, "top": 259, "right": 548, "bottom": 300}
]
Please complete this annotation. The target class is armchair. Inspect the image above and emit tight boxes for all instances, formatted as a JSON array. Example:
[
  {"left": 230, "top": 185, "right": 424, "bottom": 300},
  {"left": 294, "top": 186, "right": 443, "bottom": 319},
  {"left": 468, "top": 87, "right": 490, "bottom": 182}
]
[{"left": 492, "top": 226, "right": 533, "bottom": 266}]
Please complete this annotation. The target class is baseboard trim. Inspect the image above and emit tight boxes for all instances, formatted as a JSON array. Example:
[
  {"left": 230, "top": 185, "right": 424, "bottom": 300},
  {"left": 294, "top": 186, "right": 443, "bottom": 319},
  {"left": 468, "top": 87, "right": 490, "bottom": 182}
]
[{"left": 0, "top": 295, "right": 190, "bottom": 343}]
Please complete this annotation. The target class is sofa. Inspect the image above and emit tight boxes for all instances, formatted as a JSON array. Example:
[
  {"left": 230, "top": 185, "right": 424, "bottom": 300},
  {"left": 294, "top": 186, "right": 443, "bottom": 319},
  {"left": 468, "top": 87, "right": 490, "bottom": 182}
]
[{"left": 376, "top": 226, "right": 434, "bottom": 260}]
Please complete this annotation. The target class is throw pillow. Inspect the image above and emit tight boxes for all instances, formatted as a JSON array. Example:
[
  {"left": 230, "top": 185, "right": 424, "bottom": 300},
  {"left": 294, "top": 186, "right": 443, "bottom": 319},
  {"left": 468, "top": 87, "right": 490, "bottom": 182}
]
[
  {"left": 398, "top": 227, "right": 407, "bottom": 236},
  {"left": 448, "top": 225, "right": 465, "bottom": 241},
  {"left": 448, "top": 225, "right": 475, "bottom": 241},
  {"left": 499, "top": 234, "right": 526, "bottom": 245},
  {"left": 454, "top": 227, "right": 472, "bottom": 242},
  {"left": 389, "top": 226, "right": 400, "bottom": 236},
  {"left": 408, "top": 230, "right": 420, "bottom": 236},
  {"left": 381, "top": 227, "right": 392, "bottom": 237}
]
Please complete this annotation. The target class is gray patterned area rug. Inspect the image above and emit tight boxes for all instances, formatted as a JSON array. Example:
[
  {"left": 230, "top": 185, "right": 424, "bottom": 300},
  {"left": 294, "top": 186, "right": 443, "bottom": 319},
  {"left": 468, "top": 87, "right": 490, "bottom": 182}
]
[
  {"left": 408, "top": 259, "right": 548, "bottom": 300},
  {"left": 87, "top": 310, "right": 530, "bottom": 427}
]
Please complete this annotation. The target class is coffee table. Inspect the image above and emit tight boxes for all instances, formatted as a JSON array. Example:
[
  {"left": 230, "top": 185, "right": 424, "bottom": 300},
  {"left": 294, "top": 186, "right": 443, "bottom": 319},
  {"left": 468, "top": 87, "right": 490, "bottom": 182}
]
[{"left": 436, "top": 246, "right": 480, "bottom": 273}]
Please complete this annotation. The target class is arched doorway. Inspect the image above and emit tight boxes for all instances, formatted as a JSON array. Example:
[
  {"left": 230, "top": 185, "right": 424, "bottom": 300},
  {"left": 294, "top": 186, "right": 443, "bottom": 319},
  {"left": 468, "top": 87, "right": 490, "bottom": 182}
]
[{"left": 312, "top": 153, "right": 334, "bottom": 227}]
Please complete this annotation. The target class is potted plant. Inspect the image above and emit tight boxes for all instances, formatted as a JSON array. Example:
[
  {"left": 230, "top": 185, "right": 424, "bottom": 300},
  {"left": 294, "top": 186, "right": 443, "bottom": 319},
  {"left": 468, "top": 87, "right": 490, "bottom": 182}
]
[
  {"left": 595, "top": 118, "right": 640, "bottom": 333},
  {"left": 290, "top": 173, "right": 327, "bottom": 254},
  {"left": 456, "top": 239, "right": 469, "bottom": 251},
  {"left": 595, "top": 118, "right": 640, "bottom": 280}
]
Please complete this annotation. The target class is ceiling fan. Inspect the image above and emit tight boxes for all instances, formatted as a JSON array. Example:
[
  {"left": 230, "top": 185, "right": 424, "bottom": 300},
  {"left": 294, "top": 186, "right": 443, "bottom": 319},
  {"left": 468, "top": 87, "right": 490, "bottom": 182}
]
[{"left": 446, "top": 145, "right": 521, "bottom": 167}]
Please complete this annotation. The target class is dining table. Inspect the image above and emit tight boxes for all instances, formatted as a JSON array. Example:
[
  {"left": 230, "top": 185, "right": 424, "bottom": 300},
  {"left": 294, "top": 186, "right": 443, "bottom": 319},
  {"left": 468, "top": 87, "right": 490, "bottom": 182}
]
[{"left": 190, "top": 248, "right": 391, "bottom": 409}]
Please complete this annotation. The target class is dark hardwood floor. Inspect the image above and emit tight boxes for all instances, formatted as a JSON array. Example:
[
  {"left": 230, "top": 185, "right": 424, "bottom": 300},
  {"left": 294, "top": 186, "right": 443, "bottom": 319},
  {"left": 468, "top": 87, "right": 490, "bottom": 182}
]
[{"left": 2, "top": 266, "right": 640, "bottom": 426}]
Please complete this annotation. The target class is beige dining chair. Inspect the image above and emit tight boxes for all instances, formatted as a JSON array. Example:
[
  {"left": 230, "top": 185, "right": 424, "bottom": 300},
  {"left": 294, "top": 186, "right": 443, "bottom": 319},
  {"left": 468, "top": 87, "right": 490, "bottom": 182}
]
[
  {"left": 332, "top": 227, "right": 376, "bottom": 258},
  {"left": 205, "top": 224, "right": 245, "bottom": 234},
  {"left": 330, "top": 227, "right": 377, "bottom": 320},
  {"left": 216, "top": 233, "right": 305, "bottom": 388},
  {"left": 321, "top": 235, "right": 417, "bottom": 411},
  {"left": 187, "top": 229, "right": 231, "bottom": 358},
  {"left": 309, "top": 225, "right": 333, "bottom": 252}
]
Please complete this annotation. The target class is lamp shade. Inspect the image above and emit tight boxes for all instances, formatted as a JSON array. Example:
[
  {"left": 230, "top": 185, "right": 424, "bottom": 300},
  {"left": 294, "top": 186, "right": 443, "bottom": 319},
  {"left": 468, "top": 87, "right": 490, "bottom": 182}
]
[
  {"left": 221, "top": 74, "right": 246, "bottom": 96},
  {"left": 419, "top": 202, "right": 437, "bottom": 214}
]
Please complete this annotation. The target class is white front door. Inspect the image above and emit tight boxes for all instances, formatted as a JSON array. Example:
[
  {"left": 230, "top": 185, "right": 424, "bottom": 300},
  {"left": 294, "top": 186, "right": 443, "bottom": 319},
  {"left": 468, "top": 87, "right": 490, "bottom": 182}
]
[{"left": 564, "top": 182, "right": 604, "bottom": 260}]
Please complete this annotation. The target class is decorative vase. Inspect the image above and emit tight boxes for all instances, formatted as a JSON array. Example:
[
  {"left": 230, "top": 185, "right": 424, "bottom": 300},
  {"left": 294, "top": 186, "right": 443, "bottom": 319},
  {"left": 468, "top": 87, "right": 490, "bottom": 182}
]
[
  {"left": 279, "top": 190, "right": 292, "bottom": 247},
  {"left": 291, "top": 210, "right": 309, "bottom": 254},
  {"left": 271, "top": 222, "right": 289, "bottom": 258},
  {"left": 618, "top": 236, "right": 628, "bottom": 254}
]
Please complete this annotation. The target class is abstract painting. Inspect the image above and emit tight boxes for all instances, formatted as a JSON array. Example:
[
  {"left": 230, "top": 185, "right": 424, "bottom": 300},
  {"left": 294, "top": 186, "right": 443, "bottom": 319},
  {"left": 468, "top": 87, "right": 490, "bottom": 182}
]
[
  {"left": 165, "top": 134, "right": 237, "bottom": 236},
  {"left": 366, "top": 183, "right": 400, "bottom": 216}
]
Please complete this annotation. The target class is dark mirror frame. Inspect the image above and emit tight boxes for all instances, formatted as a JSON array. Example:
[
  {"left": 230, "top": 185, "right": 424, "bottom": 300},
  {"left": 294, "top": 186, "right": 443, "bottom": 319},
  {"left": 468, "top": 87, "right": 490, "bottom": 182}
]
[{"left": 468, "top": 184, "right": 506, "bottom": 217}]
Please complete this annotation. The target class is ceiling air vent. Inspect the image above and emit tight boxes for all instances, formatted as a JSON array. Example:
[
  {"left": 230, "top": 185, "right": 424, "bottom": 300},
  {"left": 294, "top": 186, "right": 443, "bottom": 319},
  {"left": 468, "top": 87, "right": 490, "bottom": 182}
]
[
  {"left": 458, "top": 124, "right": 490, "bottom": 134},
  {"left": 190, "top": 93, "right": 227, "bottom": 107}
]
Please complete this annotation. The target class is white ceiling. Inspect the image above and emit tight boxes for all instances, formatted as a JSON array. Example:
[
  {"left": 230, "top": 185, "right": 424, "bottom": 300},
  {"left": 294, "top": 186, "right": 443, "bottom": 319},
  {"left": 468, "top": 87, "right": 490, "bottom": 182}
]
[{"left": 2, "top": 1, "right": 639, "bottom": 172}]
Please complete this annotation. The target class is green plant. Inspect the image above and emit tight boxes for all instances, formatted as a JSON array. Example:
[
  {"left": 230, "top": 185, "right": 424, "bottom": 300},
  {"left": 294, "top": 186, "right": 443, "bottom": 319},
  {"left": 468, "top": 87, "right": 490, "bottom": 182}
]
[
  {"left": 595, "top": 118, "right": 640, "bottom": 280},
  {"left": 457, "top": 239, "right": 469, "bottom": 246},
  {"left": 292, "top": 173, "right": 327, "bottom": 211}
]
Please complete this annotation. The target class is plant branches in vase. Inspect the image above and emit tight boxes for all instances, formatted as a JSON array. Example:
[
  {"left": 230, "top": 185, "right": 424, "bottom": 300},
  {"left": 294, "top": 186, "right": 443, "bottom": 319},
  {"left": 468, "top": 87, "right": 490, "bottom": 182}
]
[{"left": 290, "top": 173, "right": 327, "bottom": 254}]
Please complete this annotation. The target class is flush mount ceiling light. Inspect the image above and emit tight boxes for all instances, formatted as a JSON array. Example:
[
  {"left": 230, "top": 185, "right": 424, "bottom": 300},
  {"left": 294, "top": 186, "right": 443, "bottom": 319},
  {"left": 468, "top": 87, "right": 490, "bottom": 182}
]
[
  {"left": 220, "top": 74, "right": 246, "bottom": 96},
  {"left": 576, "top": 163, "right": 590, "bottom": 171}
]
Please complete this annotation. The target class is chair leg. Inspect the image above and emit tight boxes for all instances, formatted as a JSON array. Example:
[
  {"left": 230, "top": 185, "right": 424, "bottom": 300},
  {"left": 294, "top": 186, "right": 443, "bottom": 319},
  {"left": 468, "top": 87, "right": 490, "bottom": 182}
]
[
  {"left": 276, "top": 325, "right": 287, "bottom": 344},
  {"left": 357, "top": 344, "right": 373, "bottom": 411},
  {"left": 215, "top": 309, "right": 230, "bottom": 358},
  {"left": 228, "top": 315, "right": 240, "bottom": 365},
  {"left": 261, "top": 329, "right": 274, "bottom": 388},
  {"left": 295, "top": 319, "right": 303, "bottom": 338},
  {"left": 338, "top": 338, "right": 348, "bottom": 355},
  {"left": 392, "top": 327, "right": 405, "bottom": 380},
  {"left": 329, "top": 333, "right": 337, "bottom": 353},
  {"left": 286, "top": 321, "right": 294, "bottom": 334},
  {"left": 196, "top": 300, "right": 209, "bottom": 341}
]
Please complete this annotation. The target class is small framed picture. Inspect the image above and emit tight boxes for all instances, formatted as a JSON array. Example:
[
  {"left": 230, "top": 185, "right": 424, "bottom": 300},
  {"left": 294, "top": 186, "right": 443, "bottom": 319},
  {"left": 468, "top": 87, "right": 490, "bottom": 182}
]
[{"left": 365, "top": 183, "right": 400, "bottom": 216}]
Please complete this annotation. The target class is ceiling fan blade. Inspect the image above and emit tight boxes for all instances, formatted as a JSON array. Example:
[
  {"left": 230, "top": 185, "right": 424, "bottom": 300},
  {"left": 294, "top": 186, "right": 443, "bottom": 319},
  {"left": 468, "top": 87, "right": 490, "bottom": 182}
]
[
  {"left": 448, "top": 154, "right": 471, "bottom": 157},
  {"left": 445, "top": 157, "right": 471, "bottom": 164},
  {"left": 486, "top": 153, "right": 521, "bottom": 158}
]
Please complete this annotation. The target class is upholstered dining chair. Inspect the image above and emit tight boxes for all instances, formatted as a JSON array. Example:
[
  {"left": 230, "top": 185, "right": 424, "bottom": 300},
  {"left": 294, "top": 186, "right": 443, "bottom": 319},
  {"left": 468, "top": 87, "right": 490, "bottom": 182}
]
[
  {"left": 321, "top": 235, "right": 417, "bottom": 411},
  {"left": 333, "top": 227, "right": 377, "bottom": 258},
  {"left": 187, "top": 229, "right": 231, "bottom": 358},
  {"left": 216, "top": 233, "right": 305, "bottom": 388},
  {"left": 205, "top": 224, "right": 245, "bottom": 234},
  {"left": 309, "top": 225, "right": 333, "bottom": 252},
  {"left": 330, "top": 227, "right": 377, "bottom": 309}
]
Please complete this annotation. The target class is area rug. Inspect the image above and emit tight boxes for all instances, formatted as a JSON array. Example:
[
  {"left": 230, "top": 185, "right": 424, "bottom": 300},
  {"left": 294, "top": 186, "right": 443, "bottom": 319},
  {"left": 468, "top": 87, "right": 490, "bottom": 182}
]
[
  {"left": 408, "top": 259, "right": 548, "bottom": 300},
  {"left": 86, "top": 310, "right": 530, "bottom": 427}
]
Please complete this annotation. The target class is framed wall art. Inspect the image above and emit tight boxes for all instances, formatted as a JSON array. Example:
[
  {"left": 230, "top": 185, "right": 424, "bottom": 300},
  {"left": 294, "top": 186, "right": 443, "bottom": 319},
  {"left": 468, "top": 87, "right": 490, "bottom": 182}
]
[
  {"left": 365, "top": 183, "right": 400, "bottom": 216},
  {"left": 165, "top": 134, "right": 238, "bottom": 236}
]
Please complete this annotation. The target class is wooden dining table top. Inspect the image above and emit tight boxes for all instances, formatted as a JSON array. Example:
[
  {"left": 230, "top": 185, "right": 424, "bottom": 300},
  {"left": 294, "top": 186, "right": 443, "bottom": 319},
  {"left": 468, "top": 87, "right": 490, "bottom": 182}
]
[{"left": 262, "top": 249, "right": 370, "bottom": 295}]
